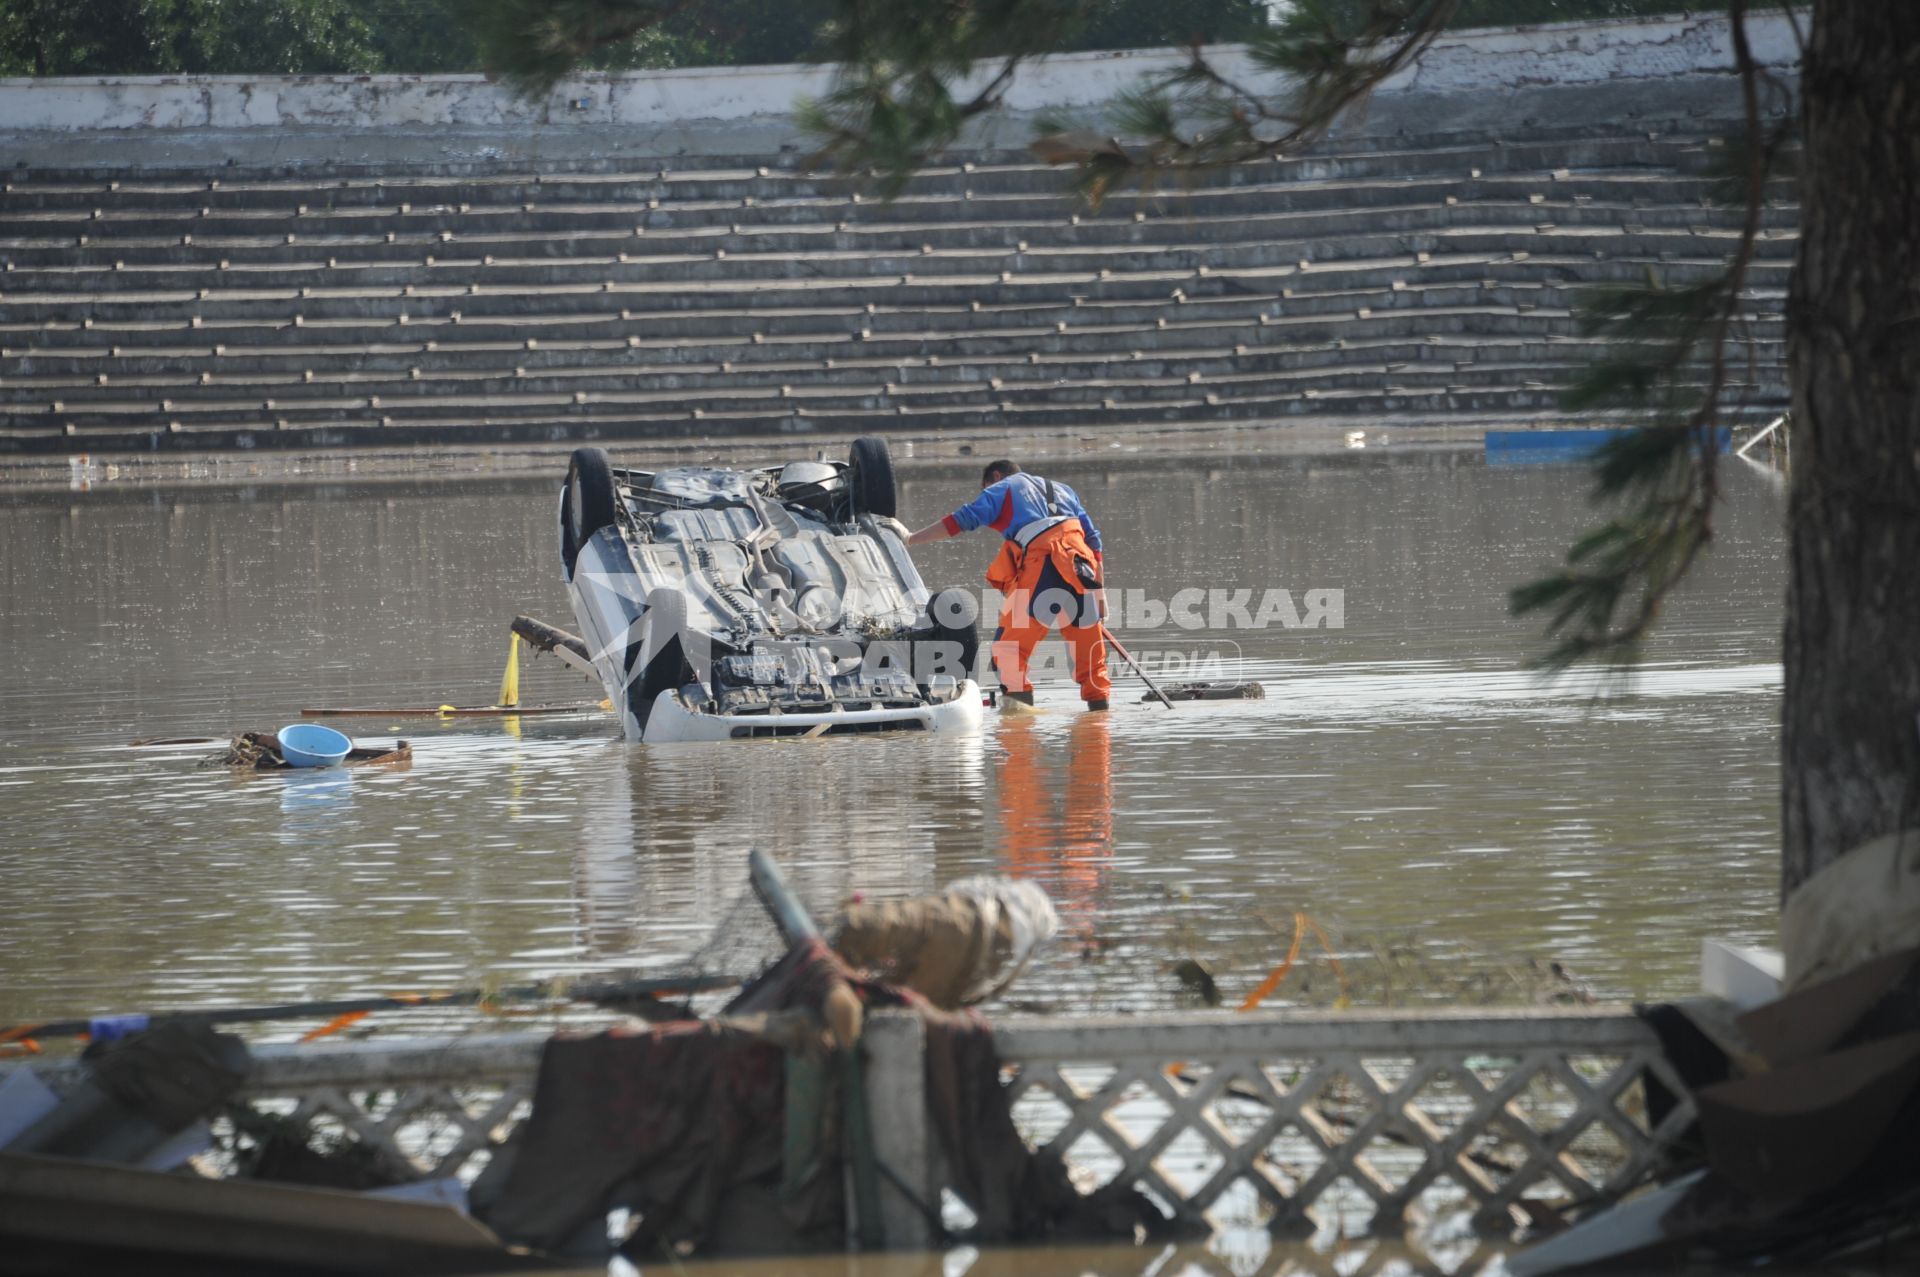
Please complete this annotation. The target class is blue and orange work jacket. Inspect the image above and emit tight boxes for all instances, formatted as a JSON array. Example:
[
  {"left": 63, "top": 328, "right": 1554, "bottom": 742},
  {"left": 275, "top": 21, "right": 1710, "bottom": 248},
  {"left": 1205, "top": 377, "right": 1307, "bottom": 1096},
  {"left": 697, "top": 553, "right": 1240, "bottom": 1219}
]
[
  {"left": 943, "top": 473, "right": 1104, "bottom": 610},
  {"left": 942, "top": 472, "right": 1104, "bottom": 556}
]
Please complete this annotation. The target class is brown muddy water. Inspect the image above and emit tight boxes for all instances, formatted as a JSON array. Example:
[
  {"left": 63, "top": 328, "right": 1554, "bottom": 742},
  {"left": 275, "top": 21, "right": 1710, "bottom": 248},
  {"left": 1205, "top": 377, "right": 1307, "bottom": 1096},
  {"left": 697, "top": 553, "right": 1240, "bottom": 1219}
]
[
  {"left": 0, "top": 441, "right": 1788, "bottom": 1034},
  {"left": 0, "top": 439, "right": 1824, "bottom": 1275}
]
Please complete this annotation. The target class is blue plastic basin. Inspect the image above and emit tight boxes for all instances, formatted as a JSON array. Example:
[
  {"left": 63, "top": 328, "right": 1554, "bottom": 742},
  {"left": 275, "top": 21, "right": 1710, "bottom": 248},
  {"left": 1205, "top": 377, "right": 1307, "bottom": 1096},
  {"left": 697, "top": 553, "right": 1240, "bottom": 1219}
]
[{"left": 277, "top": 723, "right": 353, "bottom": 768}]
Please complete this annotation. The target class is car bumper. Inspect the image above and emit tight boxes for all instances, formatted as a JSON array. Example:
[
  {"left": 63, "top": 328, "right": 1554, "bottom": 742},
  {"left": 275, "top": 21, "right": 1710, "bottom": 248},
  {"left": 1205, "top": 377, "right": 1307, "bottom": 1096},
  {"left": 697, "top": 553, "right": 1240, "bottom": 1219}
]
[{"left": 642, "top": 681, "right": 985, "bottom": 743}]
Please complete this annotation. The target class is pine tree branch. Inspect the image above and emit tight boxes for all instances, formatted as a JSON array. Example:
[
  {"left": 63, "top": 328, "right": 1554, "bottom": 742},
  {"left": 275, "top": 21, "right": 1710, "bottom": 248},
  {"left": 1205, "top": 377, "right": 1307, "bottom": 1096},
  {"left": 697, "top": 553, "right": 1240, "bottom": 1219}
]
[
  {"left": 471, "top": 0, "right": 701, "bottom": 95},
  {"left": 1513, "top": 0, "right": 1791, "bottom": 672},
  {"left": 794, "top": 0, "right": 1086, "bottom": 198},
  {"left": 1173, "top": 41, "right": 1287, "bottom": 128},
  {"left": 1029, "top": 1, "right": 1460, "bottom": 208},
  {"left": 956, "top": 53, "right": 1026, "bottom": 119}
]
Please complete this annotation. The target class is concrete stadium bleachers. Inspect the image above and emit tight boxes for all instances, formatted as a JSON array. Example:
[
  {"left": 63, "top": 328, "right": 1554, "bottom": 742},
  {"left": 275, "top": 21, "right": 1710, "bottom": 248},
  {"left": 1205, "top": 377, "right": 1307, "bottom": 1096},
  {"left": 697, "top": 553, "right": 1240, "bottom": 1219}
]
[{"left": 0, "top": 120, "right": 1795, "bottom": 453}]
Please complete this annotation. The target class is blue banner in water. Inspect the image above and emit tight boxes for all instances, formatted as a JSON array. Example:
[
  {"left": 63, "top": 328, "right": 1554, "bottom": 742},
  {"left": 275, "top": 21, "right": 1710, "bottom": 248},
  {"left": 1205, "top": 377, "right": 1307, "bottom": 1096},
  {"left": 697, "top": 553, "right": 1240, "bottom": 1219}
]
[{"left": 1485, "top": 427, "right": 1732, "bottom": 465}]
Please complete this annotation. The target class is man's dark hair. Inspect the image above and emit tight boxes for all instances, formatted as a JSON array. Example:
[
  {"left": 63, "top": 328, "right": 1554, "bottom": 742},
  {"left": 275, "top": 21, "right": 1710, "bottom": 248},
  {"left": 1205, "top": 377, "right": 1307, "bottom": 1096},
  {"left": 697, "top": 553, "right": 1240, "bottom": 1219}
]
[{"left": 982, "top": 459, "right": 1020, "bottom": 486}]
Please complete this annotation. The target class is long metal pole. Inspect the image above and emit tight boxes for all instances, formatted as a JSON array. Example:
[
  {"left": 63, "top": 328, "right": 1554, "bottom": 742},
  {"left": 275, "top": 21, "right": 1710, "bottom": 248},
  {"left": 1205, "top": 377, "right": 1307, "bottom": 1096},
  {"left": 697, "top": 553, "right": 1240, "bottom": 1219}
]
[
  {"left": 749, "top": 846, "right": 821, "bottom": 943},
  {"left": 1101, "top": 625, "right": 1176, "bottom": 710},
  {"left": 746, "top": 849, "right": 886, "bottom": 1248},
  {"left": 1, "top": 973, "right": 741, "bottom": 1044}
]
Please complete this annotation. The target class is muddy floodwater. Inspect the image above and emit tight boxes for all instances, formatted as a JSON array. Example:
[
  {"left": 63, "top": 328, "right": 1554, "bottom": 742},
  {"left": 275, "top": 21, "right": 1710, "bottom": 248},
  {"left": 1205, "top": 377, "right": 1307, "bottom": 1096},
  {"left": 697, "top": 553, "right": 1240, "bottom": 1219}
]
[{"left": 0, "top": 441, "right": 1786, "bottom": 1031}]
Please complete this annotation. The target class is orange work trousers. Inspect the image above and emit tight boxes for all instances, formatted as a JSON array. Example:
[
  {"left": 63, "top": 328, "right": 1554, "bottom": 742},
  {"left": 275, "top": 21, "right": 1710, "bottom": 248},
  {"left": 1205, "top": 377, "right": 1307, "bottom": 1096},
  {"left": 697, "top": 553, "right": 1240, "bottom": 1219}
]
[{"left": 987, "top": 522, "right": 1112, "bottom": 703}]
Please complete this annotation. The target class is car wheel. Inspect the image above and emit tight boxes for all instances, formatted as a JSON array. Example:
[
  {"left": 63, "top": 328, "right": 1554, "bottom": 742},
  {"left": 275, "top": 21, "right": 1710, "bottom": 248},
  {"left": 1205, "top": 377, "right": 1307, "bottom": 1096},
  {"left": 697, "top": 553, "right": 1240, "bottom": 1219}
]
[
  {"left": 848, "top": 436, "right": 897, "bottom": 519},
  {"left": 562, "top": 447, "right": 618, "bottom": 574}
]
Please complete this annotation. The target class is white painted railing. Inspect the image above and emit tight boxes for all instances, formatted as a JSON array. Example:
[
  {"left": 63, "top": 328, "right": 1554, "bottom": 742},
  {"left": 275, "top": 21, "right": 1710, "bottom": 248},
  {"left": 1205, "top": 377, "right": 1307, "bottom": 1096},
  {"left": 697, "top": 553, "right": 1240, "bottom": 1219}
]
[
  {"left": 226, "top": 1035, "right": 545, "bottom": 1184},
  {"left": 10, "top": 1007, "right": 1690, "bottom": 1248},
  {"left": 11, "top": 1034, "right": 544, "bottom": 1185},
  {"left": 866, "top": 1007, "right": 1690, "bottom": 1247}
]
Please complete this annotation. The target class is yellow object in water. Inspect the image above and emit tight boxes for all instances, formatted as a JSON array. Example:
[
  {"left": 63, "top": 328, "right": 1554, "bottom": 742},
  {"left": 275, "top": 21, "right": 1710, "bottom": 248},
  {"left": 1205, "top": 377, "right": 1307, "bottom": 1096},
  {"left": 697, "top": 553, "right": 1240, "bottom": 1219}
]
[{"left": 498, "top": 633, "right": 521, "bottom": 709}]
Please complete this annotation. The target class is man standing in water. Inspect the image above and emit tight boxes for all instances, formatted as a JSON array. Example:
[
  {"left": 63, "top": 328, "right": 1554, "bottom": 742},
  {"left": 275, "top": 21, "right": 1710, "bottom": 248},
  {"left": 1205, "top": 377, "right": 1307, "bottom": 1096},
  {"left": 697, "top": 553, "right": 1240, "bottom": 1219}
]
[{"left": 907, "top": 460, "right": 1112, "bottom": 710}]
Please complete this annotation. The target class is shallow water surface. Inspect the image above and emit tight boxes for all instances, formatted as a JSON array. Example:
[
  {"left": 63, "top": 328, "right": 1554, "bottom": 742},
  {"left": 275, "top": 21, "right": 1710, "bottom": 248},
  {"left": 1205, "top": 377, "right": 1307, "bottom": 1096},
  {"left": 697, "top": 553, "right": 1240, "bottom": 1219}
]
[{"left": 0, "top": 443, "right": 1787, "bottom": 1030}]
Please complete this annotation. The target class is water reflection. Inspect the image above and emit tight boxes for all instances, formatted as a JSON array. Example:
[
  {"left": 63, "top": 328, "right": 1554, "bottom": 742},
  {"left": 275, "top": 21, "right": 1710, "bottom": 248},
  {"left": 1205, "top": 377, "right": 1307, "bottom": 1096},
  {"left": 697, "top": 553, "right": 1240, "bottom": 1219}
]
[
  {"left": 568, "top": 733, "right": 990, "bottom": 969},
  {"left": 997, "top": 714, "right": 1114, "bottom": 935},
  {"left": 276, "top": 768, "right": 356, "bottom": 837}
]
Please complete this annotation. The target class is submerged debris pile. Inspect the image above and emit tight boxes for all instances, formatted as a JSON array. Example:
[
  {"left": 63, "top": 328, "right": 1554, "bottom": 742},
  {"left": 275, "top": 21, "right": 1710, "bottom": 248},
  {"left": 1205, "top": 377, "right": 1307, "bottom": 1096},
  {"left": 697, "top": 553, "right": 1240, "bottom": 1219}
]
[{"left": 212, "top": 731, "right": 412, "bottom": 771}]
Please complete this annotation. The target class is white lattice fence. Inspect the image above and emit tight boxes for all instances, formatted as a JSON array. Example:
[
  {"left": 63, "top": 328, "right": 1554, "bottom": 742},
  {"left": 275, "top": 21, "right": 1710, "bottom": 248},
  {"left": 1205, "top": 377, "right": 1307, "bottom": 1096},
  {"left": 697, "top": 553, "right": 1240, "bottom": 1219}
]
[
  {"left": 14, "top": 1034, "right": 546, "bottom": 1184},
  {"left": 11, "top": 1009, "right": 1691, "bottom": 1254},
  {"left": 983, "top": 1009, "right": 1692, "bottom": 1239}
]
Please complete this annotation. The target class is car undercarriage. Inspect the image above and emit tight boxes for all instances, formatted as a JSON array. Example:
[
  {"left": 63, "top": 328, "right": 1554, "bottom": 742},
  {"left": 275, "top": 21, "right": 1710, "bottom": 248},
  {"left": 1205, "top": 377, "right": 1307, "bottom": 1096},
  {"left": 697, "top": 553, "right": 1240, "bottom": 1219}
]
[{"left": 558, "top": 437, "right": 983, "bottom": 742}]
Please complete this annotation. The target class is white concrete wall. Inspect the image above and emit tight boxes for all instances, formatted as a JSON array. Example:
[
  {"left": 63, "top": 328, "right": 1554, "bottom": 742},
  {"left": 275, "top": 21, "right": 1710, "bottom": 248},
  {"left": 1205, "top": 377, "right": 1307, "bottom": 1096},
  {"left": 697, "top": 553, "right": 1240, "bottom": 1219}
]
[{"left": 0, "top": 11, "right": 1801, "bottom": 137}]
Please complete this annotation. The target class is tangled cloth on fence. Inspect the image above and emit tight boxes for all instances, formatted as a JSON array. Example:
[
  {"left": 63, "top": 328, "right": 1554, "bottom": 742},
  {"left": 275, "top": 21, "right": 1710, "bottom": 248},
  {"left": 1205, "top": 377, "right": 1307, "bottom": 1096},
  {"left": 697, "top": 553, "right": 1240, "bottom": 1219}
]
[
  {"left": 832, "top": 877, "right": 1058, "bottom": 1008},
  {"left": 473, "top": 938, "right": 870, "bottom": 1258},
  {"left": 924, "top": 1009, "right": 1186, "bottom": 1243},
  {"left": 475, "top": 938, "right": 1168, "bottom": 1260}
]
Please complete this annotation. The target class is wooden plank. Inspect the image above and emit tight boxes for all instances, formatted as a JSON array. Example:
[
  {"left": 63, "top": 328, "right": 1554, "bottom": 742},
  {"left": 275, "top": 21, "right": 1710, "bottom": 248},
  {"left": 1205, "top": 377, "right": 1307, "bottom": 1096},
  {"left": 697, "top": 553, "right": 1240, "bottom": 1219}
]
[{"left": 299, "top": 704, "right": 598, "bottom": 717}]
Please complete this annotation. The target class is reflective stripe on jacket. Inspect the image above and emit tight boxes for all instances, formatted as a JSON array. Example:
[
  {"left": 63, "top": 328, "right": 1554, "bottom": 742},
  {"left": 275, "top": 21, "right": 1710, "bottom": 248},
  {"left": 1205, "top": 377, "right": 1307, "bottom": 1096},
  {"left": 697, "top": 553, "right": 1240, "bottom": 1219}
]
[{"left": 986, "top": 520, "right": 1103, "bottom": 618}]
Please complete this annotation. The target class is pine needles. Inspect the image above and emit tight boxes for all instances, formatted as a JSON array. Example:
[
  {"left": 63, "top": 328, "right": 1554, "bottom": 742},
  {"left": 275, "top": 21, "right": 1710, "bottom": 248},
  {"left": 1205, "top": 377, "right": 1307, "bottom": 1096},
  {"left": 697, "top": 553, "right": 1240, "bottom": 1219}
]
[
  {"left": 470, "top": 0, "right": 697, "bottom": 92},
  {"left": 1510, "top": 0, "right": 1792, "bottom": 673},
  {"left": 797, "top": 0, "right": 1083, "bottom": 199},
  {"left": 1025, "top": 0, "right": 1461, "bottom": 209}
]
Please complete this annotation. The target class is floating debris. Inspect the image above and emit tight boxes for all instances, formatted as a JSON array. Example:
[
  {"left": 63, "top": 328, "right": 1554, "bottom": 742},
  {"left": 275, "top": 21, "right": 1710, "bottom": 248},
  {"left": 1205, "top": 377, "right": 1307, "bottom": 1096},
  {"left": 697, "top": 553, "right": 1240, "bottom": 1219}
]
[
  {"left": 1147, "top": 681, "right": 1266, "bottom": 702},
  {"left": 1169, "top": 957, "right": 1221, "bottom": 1006},
  {"left": 214, "top": 731, "right": 412, "bottom": 772}
]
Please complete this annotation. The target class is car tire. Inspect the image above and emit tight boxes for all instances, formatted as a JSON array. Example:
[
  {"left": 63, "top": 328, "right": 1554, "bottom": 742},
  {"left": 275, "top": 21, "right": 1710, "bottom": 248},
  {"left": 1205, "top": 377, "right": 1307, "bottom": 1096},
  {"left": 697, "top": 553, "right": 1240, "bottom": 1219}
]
[
  {"left": 562, "top": 447, "right": 619, "bottom": 573},
  {"left": 848, "top": 436, "right": 897, "bottom": 519}
]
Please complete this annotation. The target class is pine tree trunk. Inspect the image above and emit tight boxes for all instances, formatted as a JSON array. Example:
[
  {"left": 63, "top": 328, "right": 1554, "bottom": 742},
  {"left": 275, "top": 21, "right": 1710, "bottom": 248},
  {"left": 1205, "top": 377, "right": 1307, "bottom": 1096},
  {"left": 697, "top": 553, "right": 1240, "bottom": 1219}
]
[{"left": 1780, "top": 2, "right": 1920, "bottom": 899}]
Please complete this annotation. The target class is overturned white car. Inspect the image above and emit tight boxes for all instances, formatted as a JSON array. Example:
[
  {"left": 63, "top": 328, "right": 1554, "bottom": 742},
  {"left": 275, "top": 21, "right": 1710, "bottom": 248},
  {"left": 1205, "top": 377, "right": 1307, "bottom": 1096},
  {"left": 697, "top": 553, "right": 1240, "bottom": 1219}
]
[{"left": 559, "top": 438, "right": 985, "bottom": 743}]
